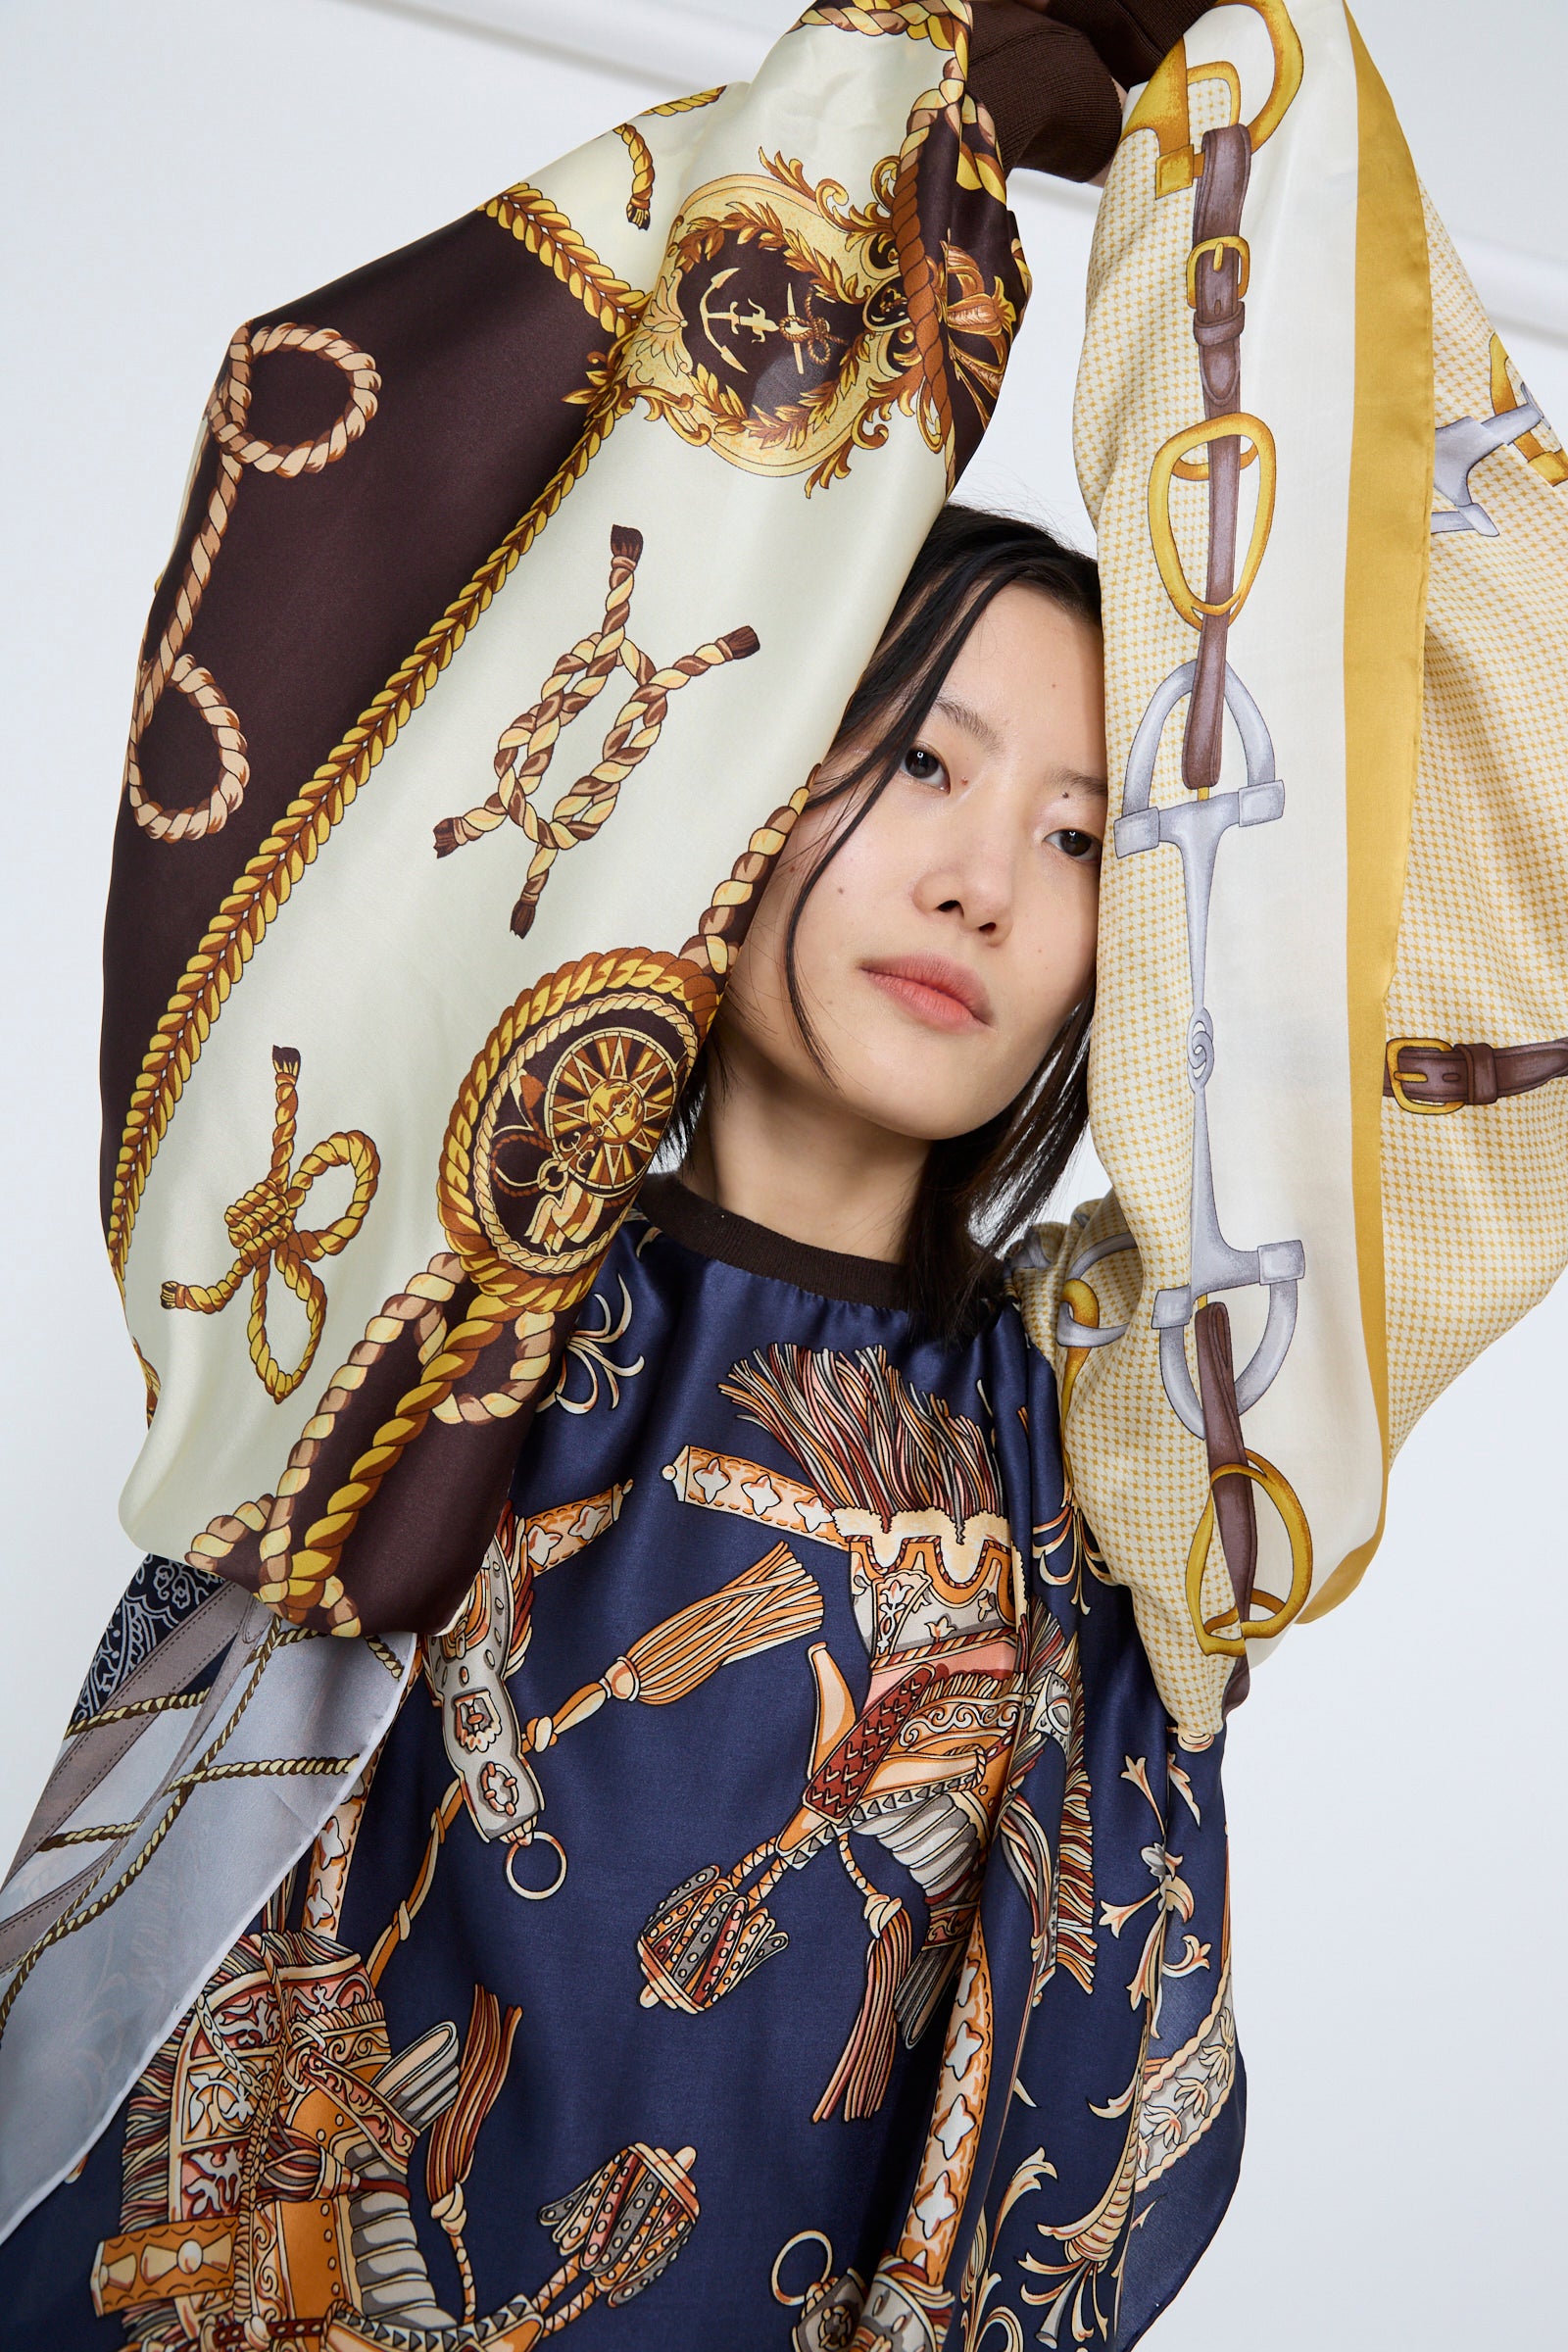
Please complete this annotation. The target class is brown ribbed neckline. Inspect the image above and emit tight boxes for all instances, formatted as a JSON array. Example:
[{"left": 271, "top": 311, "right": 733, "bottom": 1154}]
[{"left": 638, "top": 1174, "right": 911, "bottom": 1313}]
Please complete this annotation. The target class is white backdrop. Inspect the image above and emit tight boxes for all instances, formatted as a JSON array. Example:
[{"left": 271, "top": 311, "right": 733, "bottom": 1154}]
[{"left": 2, "top": 3, "right": 1565, "bottom": 2343}]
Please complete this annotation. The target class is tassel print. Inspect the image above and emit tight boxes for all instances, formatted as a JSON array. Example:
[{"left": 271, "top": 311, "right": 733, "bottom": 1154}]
[
  {"left": 531, "top": 1544, "right": 822, "bottom": 1743},
  {"left": 812, "top": 1868, "right": 913, "bottom": 2124},
  {"left": 426, "top": 1985, "right": 523, "bottom": 2321}
]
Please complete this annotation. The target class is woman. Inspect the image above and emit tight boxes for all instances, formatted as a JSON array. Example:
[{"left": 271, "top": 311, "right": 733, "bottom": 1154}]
[
  {"left": 10, "top": 0, "right": 1557, "bottom": 2343},
  {"left": 0, "top": 507, "right": 1237, "bottom": 2348}
]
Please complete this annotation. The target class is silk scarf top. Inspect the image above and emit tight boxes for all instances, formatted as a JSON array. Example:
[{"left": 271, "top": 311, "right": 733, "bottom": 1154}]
[{"left": 0, "top": 1179, "right": 1238, "bottom": 2352}]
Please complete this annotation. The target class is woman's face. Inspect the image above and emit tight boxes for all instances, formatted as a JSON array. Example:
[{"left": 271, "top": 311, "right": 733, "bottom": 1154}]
[{"left": 720, "top": 584, "right": 1106, "bottom": 1142}]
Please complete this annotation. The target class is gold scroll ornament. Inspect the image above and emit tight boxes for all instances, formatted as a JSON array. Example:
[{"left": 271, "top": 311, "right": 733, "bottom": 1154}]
[{"left": 616, "top": 137, "right": 1016, "bottom": 494}]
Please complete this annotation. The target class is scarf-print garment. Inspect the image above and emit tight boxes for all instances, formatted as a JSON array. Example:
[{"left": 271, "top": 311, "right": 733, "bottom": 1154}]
[{"left": 0, "top": 1184, "right": 1237, "bottom": 2349}]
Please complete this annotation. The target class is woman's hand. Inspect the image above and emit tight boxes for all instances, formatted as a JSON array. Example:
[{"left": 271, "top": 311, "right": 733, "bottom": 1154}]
[{"left": 969, "top": 1, "right": 1216, "bottom": 185}]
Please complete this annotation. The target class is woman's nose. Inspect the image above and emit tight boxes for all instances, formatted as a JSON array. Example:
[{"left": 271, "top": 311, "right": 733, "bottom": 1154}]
[
  {"left": 912, "top": 842, "right": 1014, "bottom": 939},
  {"left": 906, "top": 865, "right": 1020, "bottom": 936}
]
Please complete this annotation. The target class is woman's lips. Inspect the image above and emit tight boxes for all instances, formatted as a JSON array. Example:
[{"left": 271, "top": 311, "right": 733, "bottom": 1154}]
[{"left": 861, "top": 956, "right": 993, "bottom": 1033}]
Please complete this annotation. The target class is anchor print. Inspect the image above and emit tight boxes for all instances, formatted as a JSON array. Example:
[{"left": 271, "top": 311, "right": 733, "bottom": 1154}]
[{"left": 698, "top": 269, "right": 845, "bottom": 377}]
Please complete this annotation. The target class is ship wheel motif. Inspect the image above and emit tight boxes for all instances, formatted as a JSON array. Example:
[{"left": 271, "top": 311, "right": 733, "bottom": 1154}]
[
  {"left": 537, "top": 1026, "right": 679, "bottom": 1205},
  {"left": 443, "top": 948, "right": 718, "bottom": 1313}
]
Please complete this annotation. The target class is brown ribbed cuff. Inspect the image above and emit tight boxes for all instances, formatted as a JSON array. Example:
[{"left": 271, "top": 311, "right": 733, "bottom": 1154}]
[
  {"left": 1047, "top": 0, "right": 1206, "bottom": 91},
  {"left": 967, "top": 5, "right": 1124, "bottom": 182}
]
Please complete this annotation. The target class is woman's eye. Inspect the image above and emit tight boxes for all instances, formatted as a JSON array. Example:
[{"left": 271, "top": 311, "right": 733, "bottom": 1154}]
[
  {"left": 1048, "top": 827, "right": 1101, "bottom": 862},
  {"left": 901, "top": 745, "right": 946, "bottom": 785}
]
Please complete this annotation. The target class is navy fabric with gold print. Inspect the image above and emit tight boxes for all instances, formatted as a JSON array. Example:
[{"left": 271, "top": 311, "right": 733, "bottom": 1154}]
[{"left": 1, "top": 1182, "right": 1238, "bottom": 2349}]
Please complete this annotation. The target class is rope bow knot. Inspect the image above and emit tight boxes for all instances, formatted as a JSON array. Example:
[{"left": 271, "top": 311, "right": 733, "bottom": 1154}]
[{"left": 161, "top": 1046, "right": 379, "bottom": 1402}]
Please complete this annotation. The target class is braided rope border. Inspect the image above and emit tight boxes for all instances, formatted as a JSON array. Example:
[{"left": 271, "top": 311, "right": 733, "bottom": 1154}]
[
  {"left": 483, "top": 185, "right": 649, "bottom": 335},
  {"left": 793, "top": 8, "right": 987, "bottom": 487},
  {"left": 890, "top": 33, "right": 972, "bottom": 485},
  {"left": 254, "top": 1253, "right": 466, "bottom": 1622},
  {"left": 801, "top": 4, "right": 965, "bottom": 43},
  {"left": 646, "top": 87, "right": 727, "bottom": 119},
  {"left": 679, "top": 792, "right": 808, "bottom": 976}
]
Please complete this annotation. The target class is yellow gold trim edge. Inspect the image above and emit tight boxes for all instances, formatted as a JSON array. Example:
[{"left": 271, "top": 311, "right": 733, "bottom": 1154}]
[{"left": 1301, "top": 13, "right": 1432, "bottom": 1621}]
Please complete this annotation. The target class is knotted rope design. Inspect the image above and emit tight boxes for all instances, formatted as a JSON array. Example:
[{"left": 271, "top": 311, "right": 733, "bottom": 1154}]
[
  {"left": 433, "top": 524, "right": 760, "bottom": 940},
  {"left": 107, "top": 376, "right": 623, "bottom": 1294},
  {"left": 161, "top": 1045, "right": 379, "bottom": 1402},
  {"left": 126, "top": 320, "right": 379, "bottom": 844}
]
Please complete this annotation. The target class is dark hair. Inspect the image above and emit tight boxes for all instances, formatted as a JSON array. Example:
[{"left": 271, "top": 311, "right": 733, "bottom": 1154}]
[{"left": 673, "top": 503, "right": 1102, "bottom": 1342}]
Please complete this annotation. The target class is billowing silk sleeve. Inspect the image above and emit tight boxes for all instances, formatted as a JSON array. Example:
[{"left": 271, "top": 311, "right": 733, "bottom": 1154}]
[
  {"left": 7, "top": 7, "right": 1172, "bottom": 2247},
  {"left": 100, "top": 13, "right": 1033, "bottom": 1644},
  {"left": 1011, "top": 0, "right": 1568, "bottom": 1739}
]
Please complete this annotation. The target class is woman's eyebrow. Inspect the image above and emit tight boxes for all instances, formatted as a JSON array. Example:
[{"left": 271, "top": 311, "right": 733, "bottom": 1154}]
[
  {"left": 932, "top": 696, "right": 1107, "bottom": 801},
  {"left": 932, "top": 692, "right": 1004, "bottom": 758}
]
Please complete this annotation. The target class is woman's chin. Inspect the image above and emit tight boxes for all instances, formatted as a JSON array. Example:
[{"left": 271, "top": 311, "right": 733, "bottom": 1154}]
[{"left": 842, "top": 1064, "right": 1016, "bottom": 1148}]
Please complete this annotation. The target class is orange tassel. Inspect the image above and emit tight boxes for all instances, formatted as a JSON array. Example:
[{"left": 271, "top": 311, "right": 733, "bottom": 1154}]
[
  {"left": 620, "top": 1544, "right": 821, "bottom": 1704},
  {"left": 426, "top": 1985, "right": 522, "bottom": 2320},
  {"left": 548, "top": 1545, "right": 822, "bottom": 1735},
  {"left": 812, "top": 1899, "right": 913, "bottom": 2123}
]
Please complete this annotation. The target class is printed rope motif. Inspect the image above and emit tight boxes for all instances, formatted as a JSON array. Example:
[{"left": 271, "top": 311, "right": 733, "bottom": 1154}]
[
  {"left": 887, "top": 3, "right": 1007, "bottom": 494},
  {"left": 482, "top": 185, "right": 649, "bottom": 334},
  {"left": 126, "top": 321, "right": 380, "bottom": 846},
  {"left": 802, "top": 5, "right": 966, "bottom": 49},
  {"left": 106, "top": 380, "right": 627, "bottom": 1294},
  {"left": 433, "top": 525, "right": 760, "bottom": 940},
  {"left": 613, "top": 124, "right": 657, "bottom": 229},
  {"left": 160, "top": 1045, "right": 379, "bottom": 1402},
  {"left": 0, "top": 1617, "right": 295, "bottom": 2042},
  {"left": 610, "top": 92, "right": 741, "bottom": 230}
]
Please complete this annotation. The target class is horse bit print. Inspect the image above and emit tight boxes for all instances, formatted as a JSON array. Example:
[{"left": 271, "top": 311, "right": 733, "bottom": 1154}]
[{"left": 1060, "top": 6, "right": 1315, "bottom": 1698}]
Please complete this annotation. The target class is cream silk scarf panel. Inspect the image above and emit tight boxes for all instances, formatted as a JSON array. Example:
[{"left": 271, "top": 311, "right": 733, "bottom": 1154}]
[
  {"left": 108, "top": 9, "right": 1022, "bottom": 1642},
  {"left": 0, "top": 7, "right": 1033, "bottom": 2240},
  {"left": 1017, "top": 0, "right": 1568, "bottom": 1738}
]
